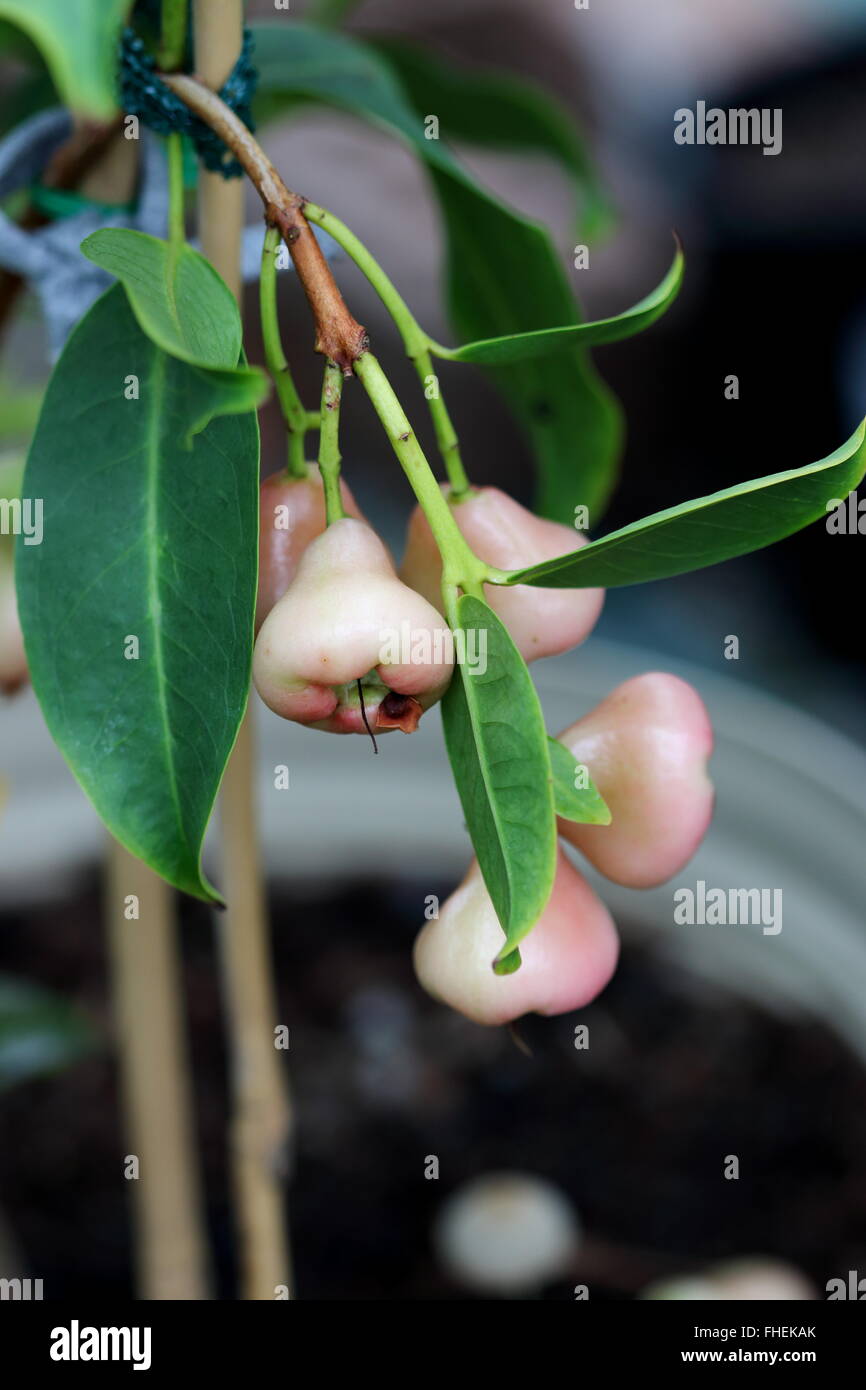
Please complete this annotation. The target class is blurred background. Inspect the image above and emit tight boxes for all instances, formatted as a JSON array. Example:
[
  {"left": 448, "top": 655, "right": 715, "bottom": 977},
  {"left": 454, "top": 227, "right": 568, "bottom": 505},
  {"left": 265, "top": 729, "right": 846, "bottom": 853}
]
[{"left": 1, "top": 0, "right": 866, "bottom": 1299}]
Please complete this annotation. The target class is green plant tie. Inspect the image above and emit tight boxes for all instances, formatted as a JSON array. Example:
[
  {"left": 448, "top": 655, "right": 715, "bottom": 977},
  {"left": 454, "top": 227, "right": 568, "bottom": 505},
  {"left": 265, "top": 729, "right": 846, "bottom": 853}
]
[{"left": 119, "top": 25, "right": 258, "bottom": 179}]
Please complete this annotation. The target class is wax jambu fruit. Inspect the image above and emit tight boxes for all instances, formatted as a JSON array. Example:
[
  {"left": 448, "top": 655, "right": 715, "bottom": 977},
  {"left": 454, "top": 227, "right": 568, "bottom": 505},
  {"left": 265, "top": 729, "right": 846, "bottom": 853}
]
[
  {"left": 0, "top": 546, "right": 26, "bottom": 696},
  {"left": 253, "top": 518, "right": 453, "bottom": 734},
  {"left": 256, "top": 464, "right": 364, "bottom": 632},
  {"left": 557, "top": 673, "right": 714, "bottom": 888},
  {"left": 413, "top": 851, "right": 619, "bottom": 1025},
  {"left": 400, "top": 484, "right": 603, "bottom": 660}
]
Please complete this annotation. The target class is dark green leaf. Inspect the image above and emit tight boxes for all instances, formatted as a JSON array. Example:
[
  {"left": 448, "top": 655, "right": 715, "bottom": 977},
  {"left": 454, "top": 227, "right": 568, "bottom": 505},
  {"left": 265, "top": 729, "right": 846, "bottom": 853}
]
[
  {"left": 371, "top": 38, "right": 613, "bottom": 240},
  {"left": 17, "top": 284, "right": 260, "bottom": 901},
  {"left": 548, "top": 736, "right": 611, "bottom": 825},
  {"left": 0, "top": 974, "right": 95, "bottom": 1091},
  {"left": 432, "top": 240, "right": 683, "bottom": 365},
  {"left": 441, "top": 594, "right": 557, "bottom": 972},
  {"left": 505, "top": 421, "right": 866, "bottom": 589},
  {"left": 0, "top": 0, "right": 132, "bottom": 119},
  {"left": 431, "top": 170, "right": 622, "bottom": 522},
  {"left": 251, "top": 22, "right": 622, "bottom": 522}
]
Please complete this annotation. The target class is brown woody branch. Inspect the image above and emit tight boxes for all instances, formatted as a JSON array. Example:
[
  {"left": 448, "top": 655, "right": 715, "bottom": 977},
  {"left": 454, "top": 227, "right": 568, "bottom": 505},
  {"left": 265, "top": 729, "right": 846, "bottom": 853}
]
[{"left": 160, "top": 72, "right": 368, "bottom": 374}]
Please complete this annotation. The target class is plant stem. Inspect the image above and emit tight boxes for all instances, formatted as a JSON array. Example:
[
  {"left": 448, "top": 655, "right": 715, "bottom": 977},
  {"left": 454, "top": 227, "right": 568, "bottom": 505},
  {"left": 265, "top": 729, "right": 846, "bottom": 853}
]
[
  {"left": 416, "top": 347, "right": 471, "bottom": 497},
  {"left": 107, "top": 840, "right": 210, "bottom": 1299},
  {"left": 260, "top": 226, "right": 310, "bottom": 479},
  {"left": 161, "top": 70, "right": 488, "bottom": 592},
  {"left": 160, "top": 71, "right": 367, "bottom": 374},
  {"left": 302, "top": 202, "right": 425, "bottom": 354},
  {"left": 308, "top": 0, "right": 361, "bottom": 26},
  {"left": 158, "top": 0, "right": 189, "bottom": 72},
  {"left": 354, "top": 352, "right": 485, "bottom": 595},
  {"left": 166, "top": 133, "right": 185, "bottom": 248},
  {"left": 193, "top": 0, "right": 293, "bottom": 1302},
  {"left": 303, "top": 201, "right": 471, "bottom": 495},
  {"left": 319, "top": 359, "right": 346, "bottom": 524}
]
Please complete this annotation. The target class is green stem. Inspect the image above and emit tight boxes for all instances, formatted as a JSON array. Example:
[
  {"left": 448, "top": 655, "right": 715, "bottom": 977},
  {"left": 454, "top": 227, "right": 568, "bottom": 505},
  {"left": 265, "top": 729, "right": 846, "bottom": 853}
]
[
  {"left": 308, "top": 0, "right": 361, "bottom": 26},
  {"left": 158, "top": 0, "right": 189, "bottom": 72},
  {"left": 318, "top": 360, "right": 346, "bottom": 524},
  {"left": 354, "top": 351, "right": 485, "bottom": 597},
  {"left": 415, "top": 347, "right": 471, "bottom": 498},
  {"left": 304, "top": 200, "right": 472, "bottom": 496},
  {"left": 167, "top": 134, "right": 185, "bottom": 248},
  {"left": 260, "top": 226, "right": 312, "bottom": 480}
]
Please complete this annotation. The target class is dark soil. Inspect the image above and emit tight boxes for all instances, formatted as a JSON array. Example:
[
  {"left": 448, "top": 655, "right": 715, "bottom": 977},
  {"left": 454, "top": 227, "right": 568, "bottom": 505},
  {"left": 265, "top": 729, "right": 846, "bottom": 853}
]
[{"left": 1, "top": 870, "right": 865, "bottom": 1300}]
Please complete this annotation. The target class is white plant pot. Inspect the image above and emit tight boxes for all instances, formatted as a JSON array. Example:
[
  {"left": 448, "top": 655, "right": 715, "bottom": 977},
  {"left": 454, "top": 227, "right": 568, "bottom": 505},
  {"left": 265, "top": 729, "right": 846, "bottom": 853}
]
[{"left": 2, "top": 638, "right": 865, "bottom": 1062}]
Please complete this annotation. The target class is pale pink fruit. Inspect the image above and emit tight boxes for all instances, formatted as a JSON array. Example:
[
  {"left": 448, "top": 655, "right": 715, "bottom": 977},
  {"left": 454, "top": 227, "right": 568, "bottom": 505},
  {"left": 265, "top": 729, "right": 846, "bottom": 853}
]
[
  {"left": 643, "top": 1258, "right": 816, "bottom": 1301},
  {"left": 400, "top": 485, "right": 603, "bottom": 661},
  {"left": 413, "top": 851, "right": 619, "bottom": 1025},
  {"left": 0, "top": 555, "right": 26, "bottom": 696},
  {"left": 253, "top": 518, "right": 453, "bottom": 734},
  {"left": 256, "top": 464, "right": 364, "bottom": 633},
  {"left": 708, "top": 1258, "right": 816, "bottom": 1301},
  {"left": 557, "top": 673, "right": 714, "bottom": 888}
]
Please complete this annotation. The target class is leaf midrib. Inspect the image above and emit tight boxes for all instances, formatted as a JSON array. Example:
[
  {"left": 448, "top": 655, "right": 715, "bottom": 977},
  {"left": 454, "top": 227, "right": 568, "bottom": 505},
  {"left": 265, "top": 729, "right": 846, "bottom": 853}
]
[{"left": 145, "top": 348, "right": 191, "bottom": 862}]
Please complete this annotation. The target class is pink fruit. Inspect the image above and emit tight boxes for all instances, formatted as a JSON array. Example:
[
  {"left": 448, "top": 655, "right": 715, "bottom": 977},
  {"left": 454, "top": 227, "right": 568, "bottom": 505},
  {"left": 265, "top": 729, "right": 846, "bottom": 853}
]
[
  {"left": 400, "top": 485, "right": 603, "bottom": 661},
  {"left": 256, "top": 464, "right": 364, "bottom": 633},
  {"left": 413, "top": 851, "right": 619, "bottom": 1025},
  {"left": 557, "top": 673, "right": 714, "bottom": 888},
  {"left": 0, "top": 554, "right": 26, "bottom": 696},
  {"left": 253, "top": 517, "right": 453, "bottom": 734}
]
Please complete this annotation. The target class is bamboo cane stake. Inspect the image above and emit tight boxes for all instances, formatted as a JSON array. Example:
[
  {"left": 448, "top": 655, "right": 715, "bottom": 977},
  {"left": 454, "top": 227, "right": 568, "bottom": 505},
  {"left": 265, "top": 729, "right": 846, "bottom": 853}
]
[
  {"left": 107, "top": 841, "right": 210, "bottom": 1299},
  {"left": 193, "top": 0, "right": 293, "bottom": 1301}
]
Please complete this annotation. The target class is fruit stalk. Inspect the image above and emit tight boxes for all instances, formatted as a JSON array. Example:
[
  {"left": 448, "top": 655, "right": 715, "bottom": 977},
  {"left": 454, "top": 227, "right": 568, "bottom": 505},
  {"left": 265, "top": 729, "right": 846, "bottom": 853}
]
[
  {"left": 318, "top": 358, "right": 346, "bottom": 524},
  {"left": 353, "top": 351, "right": 486, "bottom": 600},
  {"left": 260, "top": 225, "right": 312, "bottom": 479},
  {"left": 300, "top": 201, "right": 471, "bottom": 493}
]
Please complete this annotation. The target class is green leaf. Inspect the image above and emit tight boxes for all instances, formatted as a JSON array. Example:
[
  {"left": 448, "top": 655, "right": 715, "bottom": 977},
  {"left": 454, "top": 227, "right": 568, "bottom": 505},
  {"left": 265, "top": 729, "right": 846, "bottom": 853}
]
[
  {"left": 16, "top": 284, "right": 260, "bottom": 901},
  {"left": 505, "top": 421, "right": 866, "bottom": 589},
  {"left": 82, "top": 230, "right": 243, "bottom": 370},
  {"left": 251, "top": 22, "right": 622, "bottom": 522},
  {"left": 0, "top": 974, "right": 95, "bottom": 1091},
  {"left": 431, "top": 171, "right": 623, "bottom": 522},
  {"left": 431, "top": 240, "right": 683, "bottom": 365},
  {"left": 548, "top": 736, "right": 611, "bottom": 825},
  {"left": 370, "top": 38, "right": 613, "bottom": 241},
  {"left": 0, "top": 0, "right": 132, "bottom": 119},
  {"left": 441, "top": 594, "right": 557, "bottom": 972},
  {"left": 81, "top": 230, "right": 270, "bottom": 410}
]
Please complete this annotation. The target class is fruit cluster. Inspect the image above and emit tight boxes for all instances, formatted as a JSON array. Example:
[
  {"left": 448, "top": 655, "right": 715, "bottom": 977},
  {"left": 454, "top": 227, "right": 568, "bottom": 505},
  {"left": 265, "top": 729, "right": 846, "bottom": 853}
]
[{"left": 252, "top": 468, "right": 714, "bottom": 1025}]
